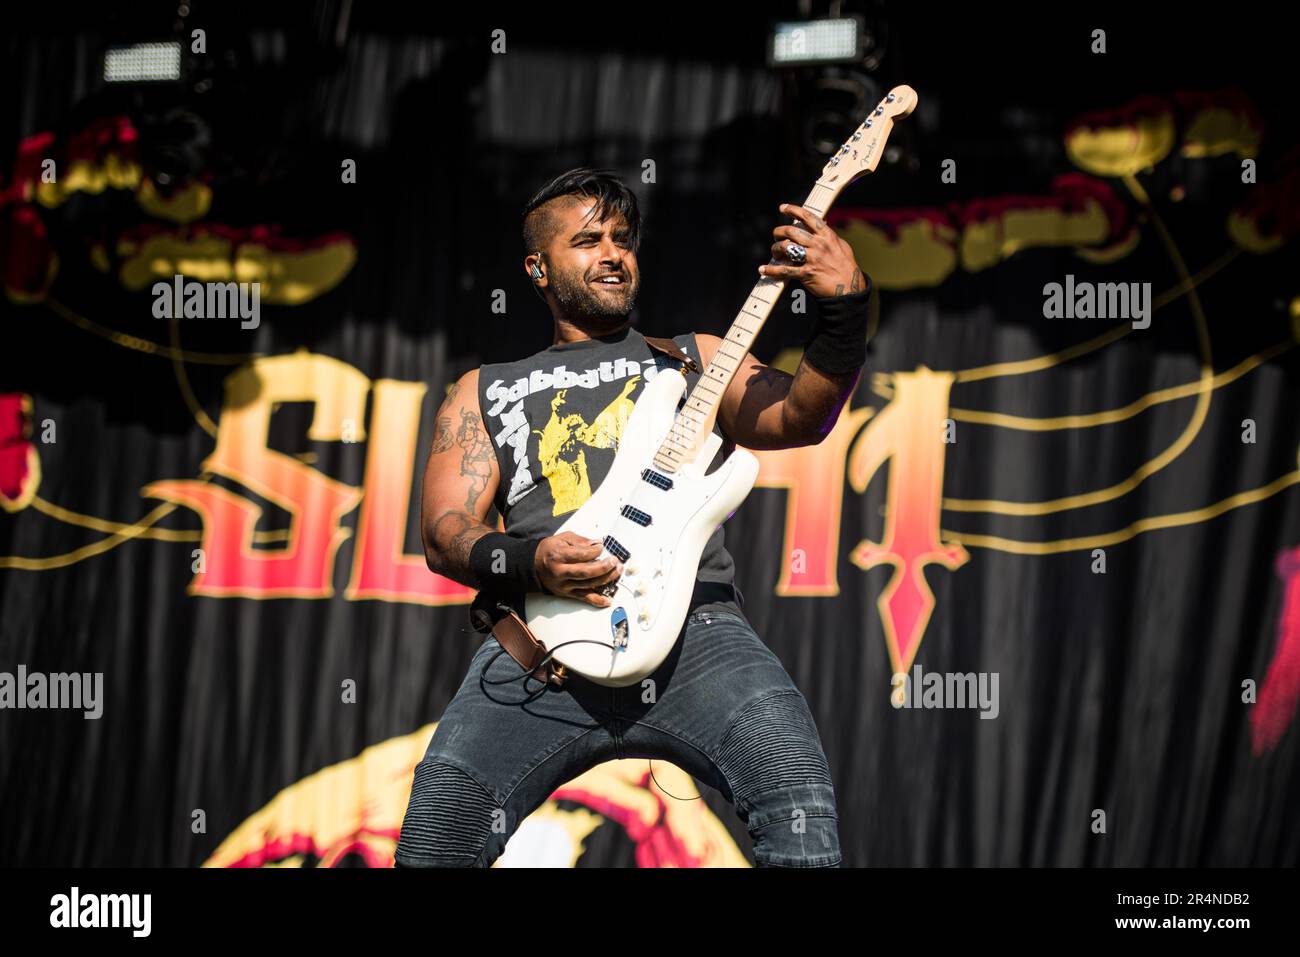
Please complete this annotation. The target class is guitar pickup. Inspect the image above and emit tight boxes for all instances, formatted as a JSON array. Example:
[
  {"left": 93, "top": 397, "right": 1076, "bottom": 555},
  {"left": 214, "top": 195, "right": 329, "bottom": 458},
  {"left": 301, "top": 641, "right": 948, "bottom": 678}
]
[
  {"left": 603, "top": 536, "right": 630, "bottom": 562},
  {"left": 620, "top": 505, "right": 651, "bottom": 527},
  {"left": 641, "top": 468, "right": 672, "bottom": 490}
]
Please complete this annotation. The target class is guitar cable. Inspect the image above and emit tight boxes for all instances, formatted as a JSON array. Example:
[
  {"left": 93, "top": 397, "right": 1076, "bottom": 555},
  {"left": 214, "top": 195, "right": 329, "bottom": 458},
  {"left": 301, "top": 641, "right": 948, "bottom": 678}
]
[
  {"left": 479, "top": 638, "right": 617, "bottom": 704},
  {"left": 478, "top": 639, "right": 704, "bottom": 801},
  {"left": 646, "top": 763, "right": 701, "bottom": 802}
]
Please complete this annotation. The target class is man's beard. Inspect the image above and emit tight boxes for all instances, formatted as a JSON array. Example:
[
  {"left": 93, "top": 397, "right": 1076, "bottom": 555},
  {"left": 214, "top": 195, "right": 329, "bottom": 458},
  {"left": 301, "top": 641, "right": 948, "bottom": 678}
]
[{"left": 548, "top": 263, "right": 639, "bottom": 326}]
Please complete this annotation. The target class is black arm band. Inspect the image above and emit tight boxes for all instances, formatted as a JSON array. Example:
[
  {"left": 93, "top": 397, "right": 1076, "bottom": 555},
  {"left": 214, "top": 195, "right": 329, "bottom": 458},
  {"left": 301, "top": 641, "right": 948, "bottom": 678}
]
[
  {"left": 802, "top": 282, "right": 873, "bottom": 376},
  {"left": 469, "top": 532, "right": 546, "bottom": 595}
]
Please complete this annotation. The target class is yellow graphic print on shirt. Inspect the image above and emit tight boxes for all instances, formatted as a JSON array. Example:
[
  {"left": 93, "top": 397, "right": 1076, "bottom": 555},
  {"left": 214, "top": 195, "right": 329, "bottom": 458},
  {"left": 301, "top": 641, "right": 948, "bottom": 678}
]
[{"left": 536, "top": 376, "right": 641, "bottom": 516}]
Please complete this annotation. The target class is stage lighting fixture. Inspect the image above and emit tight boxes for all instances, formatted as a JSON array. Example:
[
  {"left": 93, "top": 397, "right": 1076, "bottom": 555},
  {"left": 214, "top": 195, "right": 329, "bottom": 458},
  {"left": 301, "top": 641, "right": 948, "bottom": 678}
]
[
  {"left": 103, "top": 42, "right": 183, "bottom": 83},
  {"left": 767, "top": 17, "right": 863, "bottom": 67}
]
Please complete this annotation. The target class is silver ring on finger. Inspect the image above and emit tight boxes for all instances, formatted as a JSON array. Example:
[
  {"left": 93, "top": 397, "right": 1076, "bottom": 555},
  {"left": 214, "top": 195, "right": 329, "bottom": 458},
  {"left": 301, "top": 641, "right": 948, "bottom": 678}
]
[{"left": 787, "top": 242, "right": 807, "bottom": 264}]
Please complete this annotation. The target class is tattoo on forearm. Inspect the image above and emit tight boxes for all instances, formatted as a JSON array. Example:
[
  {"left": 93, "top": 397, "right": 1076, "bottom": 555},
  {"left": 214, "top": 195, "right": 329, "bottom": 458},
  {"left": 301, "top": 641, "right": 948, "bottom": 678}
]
[
  {"left": 828, "top": 270, "right": 865, "bottom": 298},
  {"left": 430, "top": 510, "right": 492, "bottom": 583},
  {"left": 456, "top": 409, "right": 493, "bottom": 513}
]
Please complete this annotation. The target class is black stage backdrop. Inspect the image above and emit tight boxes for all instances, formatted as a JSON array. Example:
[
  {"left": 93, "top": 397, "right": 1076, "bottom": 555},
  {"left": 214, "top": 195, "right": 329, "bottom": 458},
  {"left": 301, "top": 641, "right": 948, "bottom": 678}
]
[{"left": 2, "top": 4, "right": 1299, "bottom": 866}]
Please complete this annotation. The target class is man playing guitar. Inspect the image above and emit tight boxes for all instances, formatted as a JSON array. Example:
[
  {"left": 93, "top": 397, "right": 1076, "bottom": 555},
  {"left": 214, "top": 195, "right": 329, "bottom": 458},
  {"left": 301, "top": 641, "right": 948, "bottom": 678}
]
[{"left": 396, "top": 167, "right": 872, "bottom": 867}]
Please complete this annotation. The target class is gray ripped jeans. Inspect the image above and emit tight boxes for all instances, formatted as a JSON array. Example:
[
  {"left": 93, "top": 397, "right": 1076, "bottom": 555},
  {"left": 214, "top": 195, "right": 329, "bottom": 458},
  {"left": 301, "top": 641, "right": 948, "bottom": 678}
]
[{"left": 396, "top": 608, "right": 841, "bottom": 867}]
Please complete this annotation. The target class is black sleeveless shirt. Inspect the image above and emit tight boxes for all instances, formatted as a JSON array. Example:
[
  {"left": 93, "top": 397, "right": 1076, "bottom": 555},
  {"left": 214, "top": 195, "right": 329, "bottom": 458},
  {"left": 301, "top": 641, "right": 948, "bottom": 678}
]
[{"left": 476, "top": 324, "right": 745, "bottom": 621}]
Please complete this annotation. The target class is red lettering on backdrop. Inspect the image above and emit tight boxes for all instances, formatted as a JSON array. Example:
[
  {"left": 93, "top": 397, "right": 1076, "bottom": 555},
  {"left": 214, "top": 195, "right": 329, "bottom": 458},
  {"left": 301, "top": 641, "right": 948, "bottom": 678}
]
[
  {"left": 753, "top": 401, "right": 875, "bottom": 596},
  {"left": 1251, "top": 545, "right": 1300, "bottom": 754},
  {"left": 145, "top": 354, "right": 367, "bottom": 597},
  {"left": 847, "top": 367, "right": 969, "bottom": 674},
  {"left": 346, "top": 378, "right": 476, "bottom": 605},
  {"left": 146, "top": 355, "right": 478, "bottom": 603}
]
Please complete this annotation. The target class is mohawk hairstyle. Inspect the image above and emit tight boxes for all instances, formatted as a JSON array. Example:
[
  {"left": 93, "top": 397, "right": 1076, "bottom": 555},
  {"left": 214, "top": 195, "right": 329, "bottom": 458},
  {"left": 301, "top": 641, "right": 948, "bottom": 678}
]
[{"left": 521, "top": 167, "right": 642, "bottom": 256}]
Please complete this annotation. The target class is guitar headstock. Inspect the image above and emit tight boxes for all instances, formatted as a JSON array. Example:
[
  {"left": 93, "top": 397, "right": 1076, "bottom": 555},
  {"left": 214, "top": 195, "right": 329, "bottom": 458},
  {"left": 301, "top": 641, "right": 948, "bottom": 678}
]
[{"left": 818, "top": 84, "right": 917, "bottom": 188}]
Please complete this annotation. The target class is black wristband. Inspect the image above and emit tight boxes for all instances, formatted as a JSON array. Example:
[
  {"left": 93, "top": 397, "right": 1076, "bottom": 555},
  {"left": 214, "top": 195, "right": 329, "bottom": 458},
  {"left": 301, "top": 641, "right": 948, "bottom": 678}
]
[
  {"left": 802, "top": 282, "right": 873, "bottom": 376},
  {"left": 469, "top": 532, "right": 546, "bottom": 595}
]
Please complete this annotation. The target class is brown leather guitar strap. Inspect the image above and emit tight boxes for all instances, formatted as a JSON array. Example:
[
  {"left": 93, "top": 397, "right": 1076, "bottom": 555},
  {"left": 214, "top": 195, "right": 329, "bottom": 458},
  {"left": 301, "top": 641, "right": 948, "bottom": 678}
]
[
  {"left": 470, "top": 592, "right": 569, "bottom": 688},
  {"left": 492, "top": 606, "right": 569, "bottom": 687},
  {"left": 642, "top": 335, "right": 701, "bottom": 374}
]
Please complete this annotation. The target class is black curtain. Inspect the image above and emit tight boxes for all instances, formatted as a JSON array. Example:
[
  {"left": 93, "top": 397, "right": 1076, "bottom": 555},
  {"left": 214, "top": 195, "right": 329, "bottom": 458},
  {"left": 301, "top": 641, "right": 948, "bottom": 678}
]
[{"left": 2, "top": 4, "right": 1298, "bottom": 866}]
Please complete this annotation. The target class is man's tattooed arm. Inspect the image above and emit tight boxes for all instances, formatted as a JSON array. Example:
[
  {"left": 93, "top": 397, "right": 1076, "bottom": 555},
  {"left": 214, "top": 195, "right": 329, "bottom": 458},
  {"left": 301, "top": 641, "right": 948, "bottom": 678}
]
[
  {"left": 427, "top": 511, "right": 494, "bottom": 586},
  {"left": 419, "top": 371, "right": 501, "bottom": 585},
  {"left": 455, "top": 408, "right": 493, "bottom": 513},
  {"left": 429, "top": 382, "right": 458, "bottom": 454}
]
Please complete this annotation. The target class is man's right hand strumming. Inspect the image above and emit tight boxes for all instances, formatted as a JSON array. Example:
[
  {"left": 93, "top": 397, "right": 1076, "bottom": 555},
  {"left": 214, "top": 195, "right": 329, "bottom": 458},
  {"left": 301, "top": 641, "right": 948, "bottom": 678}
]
[{"left": 534, "top": 531, "right": 624, "bottom": 607}]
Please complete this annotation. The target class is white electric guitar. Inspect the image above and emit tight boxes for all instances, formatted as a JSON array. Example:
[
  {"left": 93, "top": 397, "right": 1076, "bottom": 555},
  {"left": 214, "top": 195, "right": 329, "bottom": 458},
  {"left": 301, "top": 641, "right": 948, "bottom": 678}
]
[{"left": 523, "top": 85, "right": 918, "bottom": 686}]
